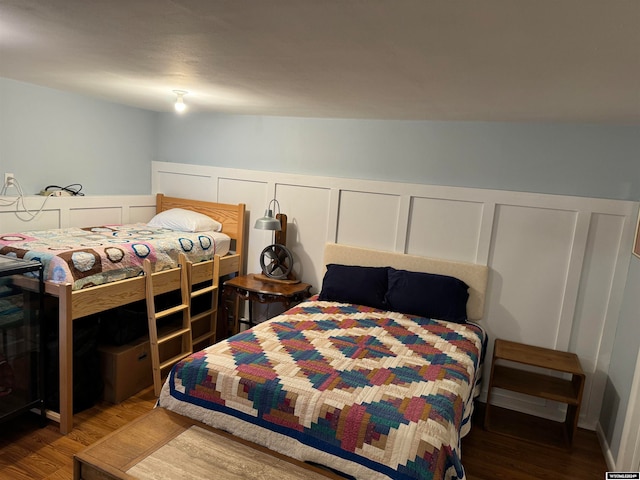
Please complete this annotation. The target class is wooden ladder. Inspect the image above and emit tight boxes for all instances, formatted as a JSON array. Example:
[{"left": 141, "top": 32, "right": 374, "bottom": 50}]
[
  {"left": 187, "top": 258, "right": 220, "bottom": 352},
  {"left": 144, "top": 253, "right": 193, "bottom": 396}
]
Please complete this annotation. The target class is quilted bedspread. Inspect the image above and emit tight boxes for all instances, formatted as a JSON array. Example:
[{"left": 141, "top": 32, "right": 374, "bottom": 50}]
[
  {"left": 159, "top": 298, "right": 486, "bottom": 480},
  {"left": 0, "top": 224, "right": 229, "bottom": 290}
]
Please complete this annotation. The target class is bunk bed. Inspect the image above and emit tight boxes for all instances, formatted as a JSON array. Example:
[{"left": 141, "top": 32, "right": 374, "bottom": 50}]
[
  {"left": 74, "top": 243, "right": 490, "bottom": 480},
  {"left": 0, "top": 194, "right": 246, "bottom": 433}
]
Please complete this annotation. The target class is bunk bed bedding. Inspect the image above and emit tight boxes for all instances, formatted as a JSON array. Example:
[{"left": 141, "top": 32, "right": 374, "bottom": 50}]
[
  {"left": 159, "top": 296, "right": 486, "bottom": 480},
  {"left": 0, "top": 224, "right": 231, "bottom": 290},
  {"left": 0, "top": 194, "right": 246, "bottom": 435}
]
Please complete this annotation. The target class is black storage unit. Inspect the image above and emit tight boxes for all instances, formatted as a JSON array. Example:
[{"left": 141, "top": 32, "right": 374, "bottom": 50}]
[
  {"left": 44, "top": 309, "right": 103, "bottom": 413},
  {"left": 0, "top": 255, "right": 45, "bottom": 425}
]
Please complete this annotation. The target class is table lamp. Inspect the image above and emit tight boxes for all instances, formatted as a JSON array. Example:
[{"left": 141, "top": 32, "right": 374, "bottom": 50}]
[{"left": 254, "top": 199, "right": 298, "bottom": 283}]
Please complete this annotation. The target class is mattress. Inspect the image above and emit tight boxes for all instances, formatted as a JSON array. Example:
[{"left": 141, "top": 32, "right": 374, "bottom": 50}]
[
  {"left": 159, "top": 297, "right": 486, "bottom": 480},
  {"left": 0, "top": 223, "right": 230, "bottom": 290}
]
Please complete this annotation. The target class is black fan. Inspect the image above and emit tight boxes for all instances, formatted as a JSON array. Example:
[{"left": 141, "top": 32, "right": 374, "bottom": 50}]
[{"left": 259, "top": 244, "right": 294, "bottom": 280}]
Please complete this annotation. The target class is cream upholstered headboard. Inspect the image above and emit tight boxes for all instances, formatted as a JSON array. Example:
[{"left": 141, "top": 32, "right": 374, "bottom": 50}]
[{"left": 323, "top": 243, "right": 489, "bottom": 322}]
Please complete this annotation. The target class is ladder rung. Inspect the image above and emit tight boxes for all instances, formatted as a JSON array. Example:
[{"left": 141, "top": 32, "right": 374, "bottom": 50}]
[
  {"left": 192, "top": 332, "right": 215, "bottom": 345},
  {"left": 155, "top": 304, "right": 189, "bottom": 320},
  {"left": 191, "top": 309, "right": 214, "bottom": 322},
  {"left": 159, "top": 351, "right": 192, "bottom": 371},
  {"left": 157, "top": 327, "right": 191, "bottom": 344},
  {"left": 191, "top": 285, "right": 216, "bottom": 298}
]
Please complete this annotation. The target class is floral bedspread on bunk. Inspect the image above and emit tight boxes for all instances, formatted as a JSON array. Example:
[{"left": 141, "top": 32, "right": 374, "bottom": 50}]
[
  {"left": 159, "top": 298, "right": 486, "bottom": 480},
  {"left": 0, "top": 224, "right": 229, "bottom": 290}
]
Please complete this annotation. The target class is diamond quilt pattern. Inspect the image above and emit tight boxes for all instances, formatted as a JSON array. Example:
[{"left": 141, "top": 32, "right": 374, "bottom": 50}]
[{"left": 165, "top": 298, "right": 485, "bottom": 480}]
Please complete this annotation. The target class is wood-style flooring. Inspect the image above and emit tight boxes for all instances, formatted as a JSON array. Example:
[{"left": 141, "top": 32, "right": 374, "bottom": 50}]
[
  {"left": 463, "top": 403, "right": 609, "bottom": 480},
  {"left": 0, "top": 387, "right": 156, "bottom": 480},
  {"left": 0, "top": 390, "right": 609, "bottom": 480}
]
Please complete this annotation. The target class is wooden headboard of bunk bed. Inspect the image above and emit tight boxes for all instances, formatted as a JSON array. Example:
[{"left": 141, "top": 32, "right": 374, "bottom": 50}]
[
  {"left": 323, "top": 242, "right": 489, "bottom": 321},
  {"left": 156, "top": 194, "right": 246, "bottom": 274}
]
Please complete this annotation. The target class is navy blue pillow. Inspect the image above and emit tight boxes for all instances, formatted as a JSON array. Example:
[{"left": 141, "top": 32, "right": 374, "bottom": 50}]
[
  {"left": 385, "top": 268, "right": 469, "bottom": 323},
  {"left": 318, "top": 264, "right": 389, "bottom": 310}
]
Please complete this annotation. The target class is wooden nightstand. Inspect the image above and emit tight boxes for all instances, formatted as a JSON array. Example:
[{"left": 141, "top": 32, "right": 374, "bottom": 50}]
[
  {"left": 484, "top": 338, "right": 585, "bottom": 450},
  {"left": 222, "top": 274, "right": 312, "bottom": 336}
]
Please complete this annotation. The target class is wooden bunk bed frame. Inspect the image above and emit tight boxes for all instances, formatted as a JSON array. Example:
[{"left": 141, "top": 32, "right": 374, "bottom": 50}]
[{"left": 28, "top": 194, "right": 246, "bottom": 434}]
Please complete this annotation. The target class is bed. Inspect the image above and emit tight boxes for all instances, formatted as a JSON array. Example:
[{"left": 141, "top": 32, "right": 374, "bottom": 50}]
[
  {"left": 157, "top": 243, "right": 489, "bottom": 480},
  {"left": 0, "top": 223, "right": 232, "bottom": 290},
  {"left": 0, "top": 194, "right": 246, "bottom": 433}
]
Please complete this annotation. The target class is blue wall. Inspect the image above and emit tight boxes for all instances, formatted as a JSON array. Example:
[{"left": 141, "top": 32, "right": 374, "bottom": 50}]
[
  {"left": 155, "top": 113, "right": 640, "bottom": 201},
  {"left": 0, "top": 78, "right": 156, "bottom": 196},
  {"left": 3, "top": 78, "right": 638, "bottom": 202}
]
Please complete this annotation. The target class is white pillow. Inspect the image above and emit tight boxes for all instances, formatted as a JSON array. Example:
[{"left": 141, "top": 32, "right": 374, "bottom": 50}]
[{"left": 147, "top": 208, "right": 222, "bottom": 232}]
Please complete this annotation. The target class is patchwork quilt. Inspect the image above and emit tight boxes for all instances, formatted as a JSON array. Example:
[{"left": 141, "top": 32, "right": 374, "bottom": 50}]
[
  {"left": 159, "top": 297, "right": 486, "bottom": 480},
  {"left": 0, "top": 224, "right": 230, "bottom": 290}
]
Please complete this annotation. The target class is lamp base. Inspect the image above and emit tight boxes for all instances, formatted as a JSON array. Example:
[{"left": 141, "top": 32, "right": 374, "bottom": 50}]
[{"left": 253, "top": 273, "right": 300, "bottom": 285}]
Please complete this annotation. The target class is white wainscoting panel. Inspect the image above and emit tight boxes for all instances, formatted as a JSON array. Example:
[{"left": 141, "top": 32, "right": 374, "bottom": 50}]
[
  {"left": 218, "top": 177, "right": 270, "bottom": 275},
  {"left": 155, "top": 168, "right": 216, "bottom": 202},
  {"left": 0, "top": 195, "right": 156, "bottom": 232},
  {"left": 407, "top": 197, "right": 484, "bottom": 263},
  {"left": 337, "top": 190, "right": 400, "bottom": 252},
  {"left": 0, "top": 209, "right": 61, "bottom": 231},
  {"left": 152, "top": 161, "right": 638, "bottom": 430},
  {"left": 572, "top": 213, "right": 629, "bottom": 425},
  {"left": 486, "top": 205, "right": 577, "bottom": 350},
  {"left": 69, "top": 207, "right": 124, "bottom": 227},
  {"left": 277, "top": 184, "right": 332, "bottom": 286},
  {"left": 130, "top": 206, "right": 157, "bottom": 223}
]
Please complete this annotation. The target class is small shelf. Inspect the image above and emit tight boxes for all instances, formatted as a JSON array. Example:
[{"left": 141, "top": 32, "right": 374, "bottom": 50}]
[
  {"left": 484, "top": 339, "right": 585, "bottom": 450},
  {"left": 491, "top": 365, "right": 582, "bottom": 405},
  {"left": 484, "top": 405, "right": 569, "bottom": 450}
]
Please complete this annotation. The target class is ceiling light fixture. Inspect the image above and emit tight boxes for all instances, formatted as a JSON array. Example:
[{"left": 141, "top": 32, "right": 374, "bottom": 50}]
[{"left": 173, "top": 90, "right": 188, "bottom": 113}]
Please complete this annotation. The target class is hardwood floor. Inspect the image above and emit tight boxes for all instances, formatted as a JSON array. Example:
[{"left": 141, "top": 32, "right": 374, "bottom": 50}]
[
  {"left": 0, "top": 387, "right": 156, "bottom": 480},
  {"left": 0, "top": 392, "right": 609, "bottom": 480},
  {"left": 463, "top": 403, "right": 609, "bottom": 479}
]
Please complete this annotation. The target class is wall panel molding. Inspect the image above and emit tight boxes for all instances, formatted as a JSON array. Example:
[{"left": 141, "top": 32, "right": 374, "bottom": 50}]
[
  {"left": 2, "top": 162, "right": 636, "bottom": 432},
  {"left": 0, "top": 195, "right": 156, "bottom": 231},
  {"left": 151, "top": 161, "right": 637, "bottom": 429}
]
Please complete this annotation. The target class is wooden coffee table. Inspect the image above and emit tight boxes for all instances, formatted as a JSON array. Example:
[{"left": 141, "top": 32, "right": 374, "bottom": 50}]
[{"left": 74, "top": 407, "right": 341, "bottom": 479}]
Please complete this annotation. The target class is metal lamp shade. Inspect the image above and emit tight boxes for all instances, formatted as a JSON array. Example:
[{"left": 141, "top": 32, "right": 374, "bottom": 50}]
[{"left": 254, "top": 209, "right": 282, "bottom": 231}]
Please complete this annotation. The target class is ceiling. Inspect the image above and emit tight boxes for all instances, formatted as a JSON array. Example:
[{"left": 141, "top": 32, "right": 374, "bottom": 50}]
[{"left": 1, "top": 0, "right": 639, "bottom": 123}]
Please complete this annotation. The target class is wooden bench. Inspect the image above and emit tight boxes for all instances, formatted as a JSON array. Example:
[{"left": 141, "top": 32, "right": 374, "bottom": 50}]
[{"left": 74, "top": 407, "right": 343, "bottom": 480}]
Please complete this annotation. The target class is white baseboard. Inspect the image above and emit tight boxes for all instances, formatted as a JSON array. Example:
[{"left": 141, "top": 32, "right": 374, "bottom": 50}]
[{"left": 597, "top": 421, "right": 617, "bottom": 471}]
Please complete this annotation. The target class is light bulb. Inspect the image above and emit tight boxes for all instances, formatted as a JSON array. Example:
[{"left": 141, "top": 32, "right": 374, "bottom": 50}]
[
  {"left": 173, "top": 90, "right": 188, "bottom": 113},
  {"left": 175, "top": 97, "right": 186, "bottom": 113}
]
